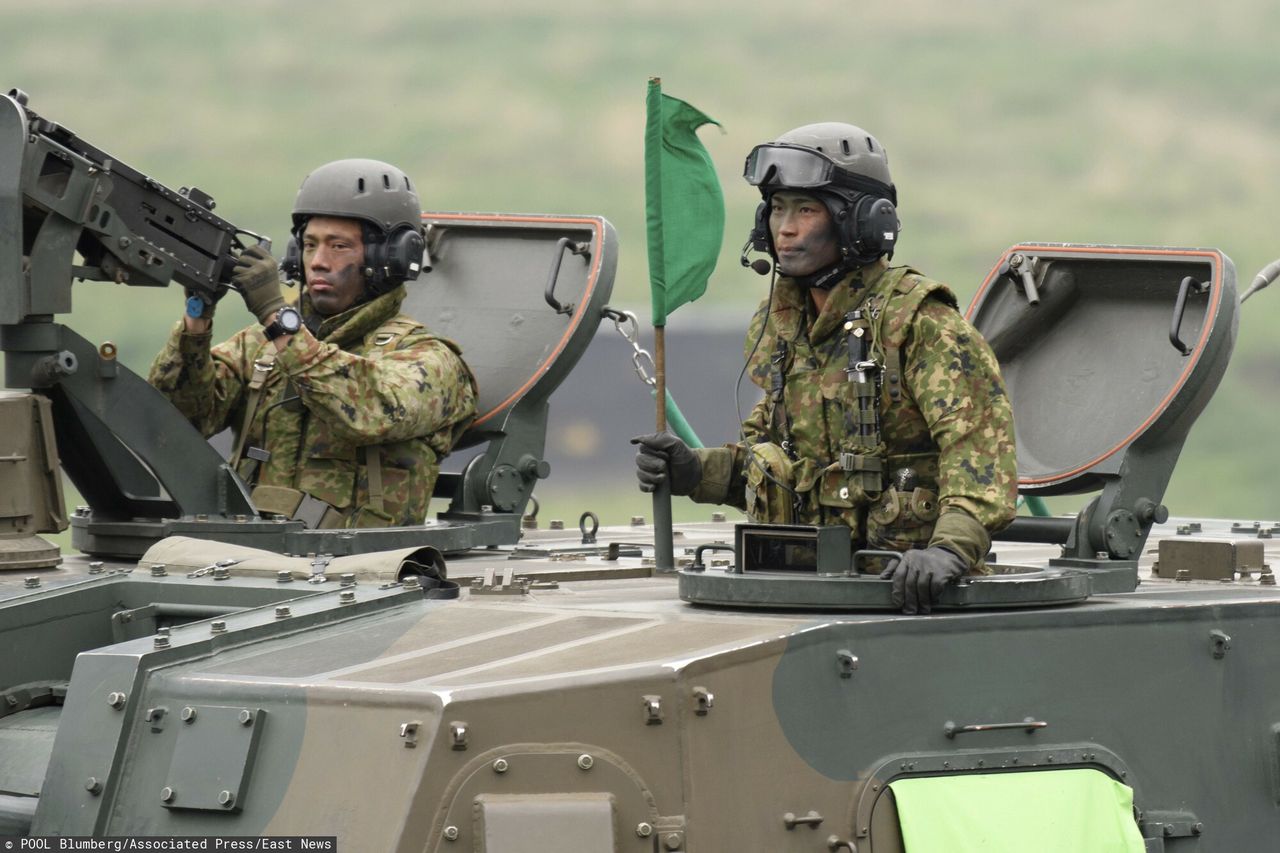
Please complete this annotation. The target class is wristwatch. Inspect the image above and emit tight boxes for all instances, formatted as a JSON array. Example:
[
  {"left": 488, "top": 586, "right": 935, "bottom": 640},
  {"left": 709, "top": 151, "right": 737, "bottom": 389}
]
[{"left": 264, "top": 306, "right": 302, "bottom": 341}]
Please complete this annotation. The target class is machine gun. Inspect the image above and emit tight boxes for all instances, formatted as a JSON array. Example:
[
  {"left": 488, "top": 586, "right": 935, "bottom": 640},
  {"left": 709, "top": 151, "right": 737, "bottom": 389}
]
[
  {"left": 1, "top": 88, "right": 267, "bottom": 323},
  {"left": 0, "top": 90, "right": 615, "bottom": 559}
]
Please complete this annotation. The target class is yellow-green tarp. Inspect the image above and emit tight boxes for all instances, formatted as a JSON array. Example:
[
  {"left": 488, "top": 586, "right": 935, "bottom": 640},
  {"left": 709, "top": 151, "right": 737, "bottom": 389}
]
[{"left": 890, "top": 769, "right": 1146, "bottom": 853}]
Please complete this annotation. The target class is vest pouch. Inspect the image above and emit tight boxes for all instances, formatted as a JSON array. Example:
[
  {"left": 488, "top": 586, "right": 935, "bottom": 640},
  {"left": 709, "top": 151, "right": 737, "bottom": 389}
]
[
  {"left": 250, "top": 485, "right": 346, "bottom": 529},
  {"left": 867, "top": 485, "right": 941, "bottom": 551},
  {"left": 252, "top": 484, "right": 305, "bottom": 518},
  {"left": 348, "top": 504, "right": 397, "bottom": 529},
  {"left": 816, "top": 451, "right": 884, "bottom": 510},
  {"left": 301, "top": 418, "right": 358, "bottom": 514},
  {"left": 745, "top": 443, "right": 797, "bottom": 525}
]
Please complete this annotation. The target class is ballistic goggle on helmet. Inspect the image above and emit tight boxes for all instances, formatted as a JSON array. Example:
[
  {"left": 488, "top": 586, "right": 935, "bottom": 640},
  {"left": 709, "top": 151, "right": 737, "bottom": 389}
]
[{"left": 743, "top": 123, "right": 897, "bottom": 205}]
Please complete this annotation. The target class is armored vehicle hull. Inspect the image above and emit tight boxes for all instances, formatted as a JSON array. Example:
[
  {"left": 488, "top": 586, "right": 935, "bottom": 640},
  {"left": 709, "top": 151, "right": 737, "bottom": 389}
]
[{"left": 2, "top": 521, "right": 1278, "bottom": 851}]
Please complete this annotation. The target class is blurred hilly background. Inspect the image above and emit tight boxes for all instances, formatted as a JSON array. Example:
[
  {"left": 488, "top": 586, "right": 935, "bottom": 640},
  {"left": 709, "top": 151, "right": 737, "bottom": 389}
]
[{"left": 5, "top": 0, "right": 1280, "bottom": 534}]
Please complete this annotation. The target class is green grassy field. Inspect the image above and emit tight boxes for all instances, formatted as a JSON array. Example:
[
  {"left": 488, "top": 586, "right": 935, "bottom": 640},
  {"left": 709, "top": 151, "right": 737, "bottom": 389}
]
[{"left": 5, "top": 0, "right": 1280, "bottom": 530}]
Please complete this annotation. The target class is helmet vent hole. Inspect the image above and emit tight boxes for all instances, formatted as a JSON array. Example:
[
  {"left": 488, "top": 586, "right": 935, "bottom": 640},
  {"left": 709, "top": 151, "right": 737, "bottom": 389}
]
[
  {"left": 383, "top": 174, "right": 392, "bottom": 190},
  {"left": 357, "top": 178, "right": 366, "bottom": 193},
  {"left": 841, "top": 139, "right": 851, "bottom": 156},
  {"left": 865, "top": 136, "right": 874, "bottom": 152}
]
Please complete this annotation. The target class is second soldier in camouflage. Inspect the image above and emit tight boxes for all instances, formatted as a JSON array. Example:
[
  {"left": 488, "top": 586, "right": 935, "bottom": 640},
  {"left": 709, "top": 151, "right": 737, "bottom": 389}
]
[
  {"left": 635, "top": 123, "right": 1016, "bottom": 613},
  {"left": 149, "top": 159, "right": 476, "bottom": 529}
]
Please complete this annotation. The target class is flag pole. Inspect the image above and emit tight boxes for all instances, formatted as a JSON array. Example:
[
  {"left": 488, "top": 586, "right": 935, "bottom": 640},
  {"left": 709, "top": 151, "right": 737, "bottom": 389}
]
[
  {"left": 652, "top": 323, "right": 676, "bottom": 572},
  {"left": 649, "top": 78, "right": 676, "bottom": 573}
]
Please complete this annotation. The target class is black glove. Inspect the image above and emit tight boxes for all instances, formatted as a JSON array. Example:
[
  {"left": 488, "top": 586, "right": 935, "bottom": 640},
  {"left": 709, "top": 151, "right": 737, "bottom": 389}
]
[
  {"left": 232, "top": 245, "right": 286, "bottom": 323},
  {"left": 879, "top": 546, "right": 967, "bottom": 615},
  {"left": 631, "top": 432, "right": 701, "bottom": 496}
]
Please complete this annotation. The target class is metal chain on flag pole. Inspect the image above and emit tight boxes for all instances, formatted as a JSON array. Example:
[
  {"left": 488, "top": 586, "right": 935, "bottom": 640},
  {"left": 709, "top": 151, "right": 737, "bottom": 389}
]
[
  {"left": 604, "top": 308, "right": 656, "bottom": 387},
  {"left": 603, "top": 307, "right": 703, "bottom": 449}
]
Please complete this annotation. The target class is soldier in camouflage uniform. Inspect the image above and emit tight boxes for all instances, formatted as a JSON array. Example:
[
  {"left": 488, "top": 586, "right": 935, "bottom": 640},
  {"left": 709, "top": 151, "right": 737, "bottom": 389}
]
[
  {"left": 149, "top": 159, "right": 476, "bottom": 529},
  {"left": 635, "top": 124, "right": 1016, "bottom": 613}
]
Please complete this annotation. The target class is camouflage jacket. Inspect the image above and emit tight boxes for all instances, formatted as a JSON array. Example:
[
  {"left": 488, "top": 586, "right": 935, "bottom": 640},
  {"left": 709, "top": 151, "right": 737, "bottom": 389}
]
[
  {"left": 148, "top": 287, "right": 477, "bottom": 527},
  {"left": 692, "top": 258, "right": 1017, "bottom": 568}
]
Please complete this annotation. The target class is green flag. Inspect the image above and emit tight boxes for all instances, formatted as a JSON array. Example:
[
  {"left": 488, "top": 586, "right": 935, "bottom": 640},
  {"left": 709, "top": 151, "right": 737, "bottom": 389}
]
[{"left": 644, "top": 78, "right": 724, "bottom": 326}]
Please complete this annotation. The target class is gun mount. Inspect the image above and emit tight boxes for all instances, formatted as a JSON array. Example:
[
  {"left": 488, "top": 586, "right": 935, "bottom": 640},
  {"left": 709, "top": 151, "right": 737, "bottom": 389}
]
[
  {"left": 0, "top": 91, "right": 616, "bottom": 559},
  {"left": 0, "top": 89, "right": 269, "bottom": 552}
]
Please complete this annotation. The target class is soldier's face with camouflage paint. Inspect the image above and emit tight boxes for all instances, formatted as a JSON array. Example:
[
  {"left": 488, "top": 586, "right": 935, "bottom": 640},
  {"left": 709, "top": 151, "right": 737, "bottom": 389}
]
[
  {"left": 769, "top": 192, "right": 841, "bottom": 276},
  {"left": 302, "top": 216, "right": 366, "bottom": 316}
]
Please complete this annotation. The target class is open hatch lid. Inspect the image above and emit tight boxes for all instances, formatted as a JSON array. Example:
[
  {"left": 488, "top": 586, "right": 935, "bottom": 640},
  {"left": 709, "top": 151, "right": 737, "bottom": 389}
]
[
  {"left": 970, "top": 244, "right": 1237, "bottom": 569},
  {"left": 968, "top": 244, "right": 1237, "bottom": 494}
]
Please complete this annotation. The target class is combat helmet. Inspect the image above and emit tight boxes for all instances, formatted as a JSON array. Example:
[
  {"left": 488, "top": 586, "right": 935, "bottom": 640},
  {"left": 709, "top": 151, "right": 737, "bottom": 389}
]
[
  {"left": 289, "top": 159, "right": 426, "bottom": 293},
  {"left": 743, "top": 122, "right": 900, "bottom": 268}
]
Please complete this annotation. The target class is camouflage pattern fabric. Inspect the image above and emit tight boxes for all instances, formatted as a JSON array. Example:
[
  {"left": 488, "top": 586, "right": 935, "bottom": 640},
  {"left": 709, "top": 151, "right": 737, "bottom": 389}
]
[
  {"left": 691, "top": 258, "right": 1017, "bottom": 571},
  {"left": 148, "top": 286, "right": 477, "bottom": 527}
]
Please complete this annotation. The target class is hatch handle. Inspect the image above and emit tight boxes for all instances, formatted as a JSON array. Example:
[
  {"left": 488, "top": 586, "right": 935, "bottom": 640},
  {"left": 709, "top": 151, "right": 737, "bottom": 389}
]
[
  {"left": 944, "top": 717, "right": 1047, "bottom": 738},
  {"left": 851, "top": 549, "right": 903, "bottom": 575},
  {"left": 1170, "top": 275, "right": 1209, "bottom": 356},
  {"left": 691, "top": 543, "right": 736, "bottom": 572},
  {"left": 544, "top": 237, "right": 590, "bottom": 316},
  {"left": 998, "top": 252, "right": 1040, "bottom": 305}
]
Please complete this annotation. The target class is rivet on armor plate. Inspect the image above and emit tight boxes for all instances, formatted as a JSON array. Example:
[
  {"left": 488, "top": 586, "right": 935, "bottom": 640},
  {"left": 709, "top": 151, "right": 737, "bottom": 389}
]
[{"left": 577, "top": 753, "right": 594, "bottom": 770}]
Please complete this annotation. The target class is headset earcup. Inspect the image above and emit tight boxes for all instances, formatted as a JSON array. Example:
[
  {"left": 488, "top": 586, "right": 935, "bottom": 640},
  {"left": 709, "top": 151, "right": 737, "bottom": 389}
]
[
  {"left": 850, "top": 196, "right": 899, "bottom": 263},
  {"left": 363, "top": 226, "right": 426, "bottom": 293},
  {"left": 282, "top": 236, "right": 302, "bottom": 281},
  {"left": 387, "top": 228, "right": 426, "bottom": 283},
  {"left": 750, "top": 202, "right": 771, "bottom": 253},
  {"left": 864, "top": 198, "right": 899, "bottom": 259}
]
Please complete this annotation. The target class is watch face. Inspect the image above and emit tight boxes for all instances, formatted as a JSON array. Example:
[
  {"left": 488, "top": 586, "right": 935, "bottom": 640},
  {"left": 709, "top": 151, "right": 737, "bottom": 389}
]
[{"left": 278, "top": 307, "right": 302, "bottom": 333}]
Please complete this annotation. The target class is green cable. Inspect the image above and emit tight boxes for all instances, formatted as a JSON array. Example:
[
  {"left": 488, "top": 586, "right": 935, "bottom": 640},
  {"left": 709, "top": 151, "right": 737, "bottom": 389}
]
[
  {"left": 653, "top": 388, "right": 704, "bottom": 449},
  {"left": 1020, "top": 494, "right": 1051, "bottom": 516}
]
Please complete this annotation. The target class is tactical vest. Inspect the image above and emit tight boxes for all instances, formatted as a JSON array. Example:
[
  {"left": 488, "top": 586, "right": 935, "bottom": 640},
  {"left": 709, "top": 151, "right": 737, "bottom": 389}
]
[
  {"left": 753, "top": 265, "right": 959, "bottom": 540},
  {"left": 231, "top": 314, "right": 454, "bottom": 529}
]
